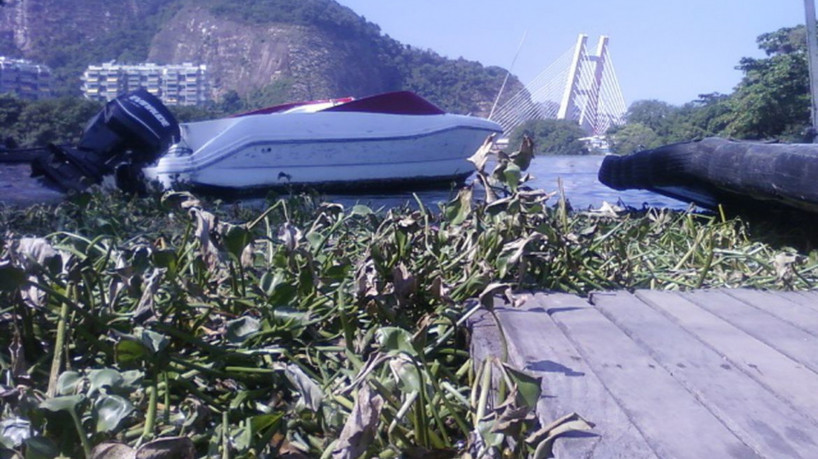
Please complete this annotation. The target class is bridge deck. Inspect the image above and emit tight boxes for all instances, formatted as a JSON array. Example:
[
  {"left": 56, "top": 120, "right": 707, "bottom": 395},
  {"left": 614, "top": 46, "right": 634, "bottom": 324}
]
[{"left": 469, "top": 289, "right": 818, "bottom": 458}]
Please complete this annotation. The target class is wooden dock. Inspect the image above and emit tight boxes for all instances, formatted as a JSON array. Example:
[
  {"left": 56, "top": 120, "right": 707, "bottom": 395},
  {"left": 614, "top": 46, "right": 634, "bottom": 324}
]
[{"left": 469, "top": 289, "right": 818, "bottom": 458}]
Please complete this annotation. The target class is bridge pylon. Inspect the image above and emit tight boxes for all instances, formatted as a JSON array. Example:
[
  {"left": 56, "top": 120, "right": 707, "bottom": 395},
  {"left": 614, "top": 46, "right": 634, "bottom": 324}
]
[{"left": 490, "top": 34, "right": 627, "bottom": 137}]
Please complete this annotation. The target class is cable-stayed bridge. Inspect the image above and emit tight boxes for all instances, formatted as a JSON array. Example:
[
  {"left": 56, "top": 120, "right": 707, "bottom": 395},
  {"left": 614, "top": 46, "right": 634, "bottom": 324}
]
[{"left": 490, "top": 34, "right": 627, "bottom": 137}]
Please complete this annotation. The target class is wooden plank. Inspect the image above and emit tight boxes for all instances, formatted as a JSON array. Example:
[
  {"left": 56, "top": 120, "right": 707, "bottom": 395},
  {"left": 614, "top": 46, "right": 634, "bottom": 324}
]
[
  {"left": 725, "top": 289, "right": 818, "bottom": 337},
  {"left": 636, "top": 289, "right": 818, "bottom": 420},
  {"left": 680, "top": 290, "right": 818, "bottom": 373},
  {"left": 592, "top": 291, "right": 818, "bottom": 457},
  {"left": 470, "top": 300, "right": 656, "bottom": 458},
  {"left": 781, "top": 290, "right": 818, "bottom": 310},
  {"left": 801, "top": 290, "right": 818, "bottom": 304},
  {"left": 533, "top": 292, "right": 760, "bottom": 459},
  {"left": 495, "top": 293, "right": 657, "bottom": 458}
]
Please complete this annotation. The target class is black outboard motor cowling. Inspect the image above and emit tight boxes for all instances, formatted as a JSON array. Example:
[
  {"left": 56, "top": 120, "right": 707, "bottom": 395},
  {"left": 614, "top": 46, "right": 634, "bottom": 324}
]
[{"left": 32, "top": 89, "right": 180, "bottom": 192}]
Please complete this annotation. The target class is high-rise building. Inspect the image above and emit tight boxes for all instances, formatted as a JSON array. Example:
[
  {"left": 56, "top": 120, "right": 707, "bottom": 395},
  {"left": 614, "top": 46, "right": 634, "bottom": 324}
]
[
  {"left": 81, "top": 62, "right": 209, "bottom": 106},
  {"left": 0, "top": 57, "right": 52, "bottom": 100}
]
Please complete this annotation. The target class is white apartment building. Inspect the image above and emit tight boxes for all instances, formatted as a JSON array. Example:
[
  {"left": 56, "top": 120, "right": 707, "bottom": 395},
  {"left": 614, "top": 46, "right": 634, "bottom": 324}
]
[
  {"left": 82, "top": 62, "right": 209, "bottom": 106},
  {"left": 0, "top": 57, "right": 52, "bottom": 100}
]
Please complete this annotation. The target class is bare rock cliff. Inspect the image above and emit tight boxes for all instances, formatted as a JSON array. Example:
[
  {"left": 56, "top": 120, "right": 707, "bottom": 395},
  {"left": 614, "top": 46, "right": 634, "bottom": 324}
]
[{"left": 148, "top": 5, "right": 395, "bottom": 100}]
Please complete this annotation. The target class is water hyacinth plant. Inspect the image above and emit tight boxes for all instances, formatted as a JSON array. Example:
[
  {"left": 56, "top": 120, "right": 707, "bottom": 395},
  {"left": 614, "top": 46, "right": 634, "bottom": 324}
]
[{"left": 2, "top": 136, "right": 818, "bottom": 458}]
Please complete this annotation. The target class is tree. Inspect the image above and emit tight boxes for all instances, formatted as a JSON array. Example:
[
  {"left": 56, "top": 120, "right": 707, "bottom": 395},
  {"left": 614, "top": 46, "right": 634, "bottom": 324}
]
[
  {"left": 723, "top": 26, "right": 810, "bottom": 140},
  {"left": 608, "top": 123, "right": 661, "bottom": 154},
  {"left": 625, "top": 100, "right": 678, "bottom": 137},
  {"left": 244, "top": 78, "right": 294, "bottom": 111},
  {"left": 679, "top": 93, "right": 733, "bottom": 136},
  {"left": 169, "top": 104, "right": 219, "bottom": 123},
  {"left": 0, "top": 94, "right": 25, "bottom": 130},
  {"left": 508, "top": 119, "right": 590, "bottom": 155},
  {"left": 10, "top": 97, "right": 101, "bottom": 147}
]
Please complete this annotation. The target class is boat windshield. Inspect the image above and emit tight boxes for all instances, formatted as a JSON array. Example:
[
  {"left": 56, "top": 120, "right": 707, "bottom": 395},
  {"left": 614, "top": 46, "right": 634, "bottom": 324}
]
[{"left": 282, "top": 102, "right": 338, "bottom": 114}]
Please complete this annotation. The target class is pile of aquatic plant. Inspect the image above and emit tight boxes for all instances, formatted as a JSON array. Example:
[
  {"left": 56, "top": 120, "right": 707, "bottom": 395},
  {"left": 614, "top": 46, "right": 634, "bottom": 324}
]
[{"left": 2, "top": 138, "right": 818, "bottom": 458}]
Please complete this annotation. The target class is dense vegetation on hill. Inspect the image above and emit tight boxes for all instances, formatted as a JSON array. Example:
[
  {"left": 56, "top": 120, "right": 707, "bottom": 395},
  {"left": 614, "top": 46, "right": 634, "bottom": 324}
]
[
  {"left": 207, "top": 0, "right": 377, "bottom": 38},
  {"left": 609, "top": 26, "right": 812, "bottom": 153},
  {"left": 0, "top": 0, "right": 177, "bottom": 97},
  {"left": 0, "top": 0, "right": 515, "bottom": 116}
]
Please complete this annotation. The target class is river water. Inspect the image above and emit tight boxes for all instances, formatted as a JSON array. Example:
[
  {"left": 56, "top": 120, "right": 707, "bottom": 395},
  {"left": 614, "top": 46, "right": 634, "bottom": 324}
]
[
  {"left": 0, "top": 156, "right": 684, "bottom": 210},
  {"left": 324, "top": 155, "right": 684, "bottom": 211}
]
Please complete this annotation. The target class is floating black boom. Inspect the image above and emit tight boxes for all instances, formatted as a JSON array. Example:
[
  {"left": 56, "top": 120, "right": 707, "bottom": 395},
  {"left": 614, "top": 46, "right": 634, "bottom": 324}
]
[{"left": 598, "top": 137, "right": 818, "bottom": 213}]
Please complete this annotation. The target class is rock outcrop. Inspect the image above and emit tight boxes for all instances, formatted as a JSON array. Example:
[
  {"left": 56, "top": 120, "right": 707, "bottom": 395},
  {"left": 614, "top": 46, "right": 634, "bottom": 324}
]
[{"left": 147, "top": 4, "right": 396, "bottom": 101}]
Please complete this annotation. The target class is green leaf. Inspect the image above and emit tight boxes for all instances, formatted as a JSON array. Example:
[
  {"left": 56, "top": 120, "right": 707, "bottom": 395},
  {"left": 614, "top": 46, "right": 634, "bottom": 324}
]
[
  {"left": 249, "top": 412, "right": 284, "bottom": 435},
  {"left": 119, "top": 370, "right": 144, "bottom": 390},
  {"left": 324, "top": 263, "right": 350, "bottom": 281},
  {"left": 502, "top": 162, "right": 522, "bottom": 192},
  {"left": 56, "top": 371, "right": 83, "bottom": 396},
  {"left": 151, "top": 249, "right": 177, "bottom": 272},
  {"left": 444, "top": 188, "right": 473, "bottom": 225},
  {"left": 39, "top": 395, "right": 84, "bottom": 413},
  {"left": 140, "top": 329, "right": 169, "bottom": 354},
  {"left": 297, "top": 264, "right": 315, "bottom": 297},
  {"left": 130, "top": 247, "right": 152, "bottom": 274},
  {"left": 389, "top": 357, "right": 423, "bottom": 392},
  {"left": 69, "top": 191, "right": 92, "bottom": 210},
  {"left": 503, "top": 364, "right": 542, "bottom": 410},
  {"left": 231, "top": 422, "right": 252, "bottom": 453},
  {"left": 0, "top": 263, "right": 26, "bottom": 291},
  {"left": 477, "top": 419, "right": 505, "bottom": 449},
  {"left": 350, "top": 204, "right": 373, "bottom": 217},
  {"left": 93, "top": 395, "right": 134, "bottom": 433},
  {"left": 223, "top": 224, "right": 252, "bottom": 261},
  {"left": 225, "top": 316, "right": 261, "bottom": 343},
  {"left": 376, "top": 327, "right": 418, "bottom": 356},
  {"left": 260, "top": 272, "right": 297, "bottom": 305},
  {"left": 24, "top": 436, "right": 60, "bottom": 459},
  {"left": 115, "top": 339, "right": 149, "bottom": 366},
  {"left": 511, "top": 135, "right": 534, "bottom": 170},
  {"left": 270, "top": 308, "right": 310, "bottom": 328},
  {"left": 305, "top": 231, "right": 324, "bottom": 251},
  {"left": 88, "top": 369, "right": 125, "bottom": 396}
]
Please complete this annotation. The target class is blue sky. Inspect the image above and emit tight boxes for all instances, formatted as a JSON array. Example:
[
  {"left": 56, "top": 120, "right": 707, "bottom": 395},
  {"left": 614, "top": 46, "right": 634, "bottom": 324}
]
[{"left": 335, "top": 0, "right": 805, "bottom": 107}]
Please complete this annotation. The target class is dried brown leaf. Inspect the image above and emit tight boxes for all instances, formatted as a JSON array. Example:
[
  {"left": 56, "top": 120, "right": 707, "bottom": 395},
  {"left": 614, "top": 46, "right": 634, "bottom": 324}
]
[{"left": 332, "top": 385, "right": 384, "bottom": 459}]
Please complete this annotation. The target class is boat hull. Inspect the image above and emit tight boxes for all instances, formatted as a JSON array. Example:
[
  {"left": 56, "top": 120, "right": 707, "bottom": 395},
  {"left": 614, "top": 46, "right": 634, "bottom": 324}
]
[{"left": 143, "top": 111, "right": 501, "bottom": 192}]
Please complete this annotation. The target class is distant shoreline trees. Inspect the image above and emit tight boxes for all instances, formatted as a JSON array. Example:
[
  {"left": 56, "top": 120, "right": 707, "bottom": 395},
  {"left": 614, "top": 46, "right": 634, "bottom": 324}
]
[{"left": 609, "top": 25, "right": 812, "bottom": 154}]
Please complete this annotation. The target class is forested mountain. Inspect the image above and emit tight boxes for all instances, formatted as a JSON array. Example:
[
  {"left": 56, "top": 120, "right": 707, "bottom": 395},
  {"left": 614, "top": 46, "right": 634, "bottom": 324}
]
[{"left": 0, "top": 0, "right": 520, "bottom": 116}]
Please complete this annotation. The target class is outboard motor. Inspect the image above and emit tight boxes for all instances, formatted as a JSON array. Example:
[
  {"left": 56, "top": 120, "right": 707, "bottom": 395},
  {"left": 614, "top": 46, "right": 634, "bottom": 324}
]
[{"left": 32, "top": 89, "right": 180, "bottom": 192}]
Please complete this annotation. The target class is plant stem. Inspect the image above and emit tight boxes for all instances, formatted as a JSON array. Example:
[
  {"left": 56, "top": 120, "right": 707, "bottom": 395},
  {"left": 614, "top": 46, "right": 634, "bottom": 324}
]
[
  {"left": 142, "top": 373, "right": 158, "bottom": 441},
  {"left": 70, "top": 409, "right": 92, "bottom": 458},
  {"left": 221, "top": 410, "right": 230, "bottom": 459},
  {"left": 47, "top": 296, "right": 70, "bottom": 398}
]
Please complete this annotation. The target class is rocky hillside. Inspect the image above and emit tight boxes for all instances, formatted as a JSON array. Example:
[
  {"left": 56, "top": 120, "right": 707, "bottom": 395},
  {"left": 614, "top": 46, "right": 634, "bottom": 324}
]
[
  {"left": 0, "top": 0, "right": 521, "bottom": 116},
  {"left": 147, "top": 3, "right": 399, "bottom": 103}
]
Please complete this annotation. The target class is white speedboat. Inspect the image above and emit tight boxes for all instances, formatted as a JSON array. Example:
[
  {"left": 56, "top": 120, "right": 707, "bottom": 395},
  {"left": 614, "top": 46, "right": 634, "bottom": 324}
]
[{"left": 143, "top": 91, "right": 502, "bottom": 193}]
